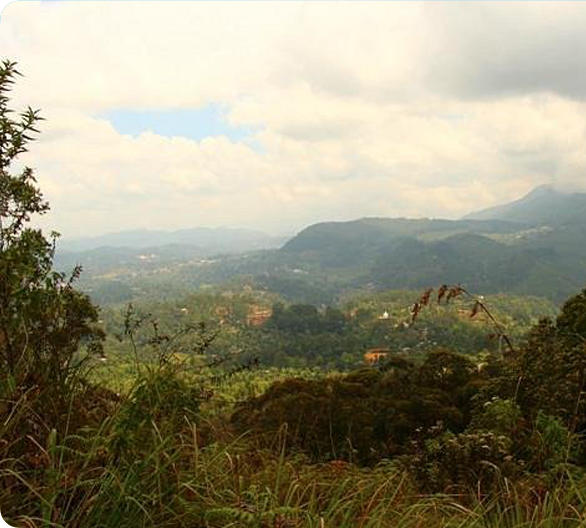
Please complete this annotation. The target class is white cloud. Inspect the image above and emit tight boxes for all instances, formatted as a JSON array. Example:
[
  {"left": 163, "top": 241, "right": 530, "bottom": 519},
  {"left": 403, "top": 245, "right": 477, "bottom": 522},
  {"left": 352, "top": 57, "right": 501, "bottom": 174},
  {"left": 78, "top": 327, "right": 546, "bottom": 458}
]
[{"left": 2, "top": 1, "right": 586, "bottom": 237}]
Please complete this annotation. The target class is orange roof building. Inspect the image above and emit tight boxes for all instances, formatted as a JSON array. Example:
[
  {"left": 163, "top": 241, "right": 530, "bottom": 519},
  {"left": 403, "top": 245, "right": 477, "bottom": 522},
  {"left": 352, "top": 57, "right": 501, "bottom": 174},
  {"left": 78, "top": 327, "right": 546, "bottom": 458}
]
[
  {"left": 364, "top": 348, "right": 390, "bottom": 364},
  {"left": 247, "top": 306, "right": 273, "bottom": 327}
]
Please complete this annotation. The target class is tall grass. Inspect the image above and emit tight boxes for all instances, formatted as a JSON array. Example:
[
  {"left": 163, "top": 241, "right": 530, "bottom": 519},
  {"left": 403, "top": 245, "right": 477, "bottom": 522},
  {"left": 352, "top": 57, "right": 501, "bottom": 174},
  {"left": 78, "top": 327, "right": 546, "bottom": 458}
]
[
  {"left": 3, "top": 391, "right": 586, "bottom": 528},
  {"left": 2, "top": 327, "right": 585, "bottom": 527}
]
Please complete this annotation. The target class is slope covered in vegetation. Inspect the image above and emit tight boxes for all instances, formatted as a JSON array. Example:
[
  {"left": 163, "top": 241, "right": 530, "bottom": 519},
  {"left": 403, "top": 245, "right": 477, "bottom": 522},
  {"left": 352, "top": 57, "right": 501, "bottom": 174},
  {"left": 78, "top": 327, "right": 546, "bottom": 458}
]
[
  {"left": 4, "top": 61, "right": 586, "bottom": 528},
  {"left": 60, "top": 190, "right": 586, "bottom": 307}
]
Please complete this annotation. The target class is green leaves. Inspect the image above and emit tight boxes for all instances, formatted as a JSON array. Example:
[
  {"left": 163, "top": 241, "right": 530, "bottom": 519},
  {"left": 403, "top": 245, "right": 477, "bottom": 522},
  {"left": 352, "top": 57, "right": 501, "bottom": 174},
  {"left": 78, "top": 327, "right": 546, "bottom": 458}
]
[
  {"left": 557, "top": 288, "right": 586, "bottom": 347},
  {"left": 0, "top": 60, "right": 103, "bottom": 431}
]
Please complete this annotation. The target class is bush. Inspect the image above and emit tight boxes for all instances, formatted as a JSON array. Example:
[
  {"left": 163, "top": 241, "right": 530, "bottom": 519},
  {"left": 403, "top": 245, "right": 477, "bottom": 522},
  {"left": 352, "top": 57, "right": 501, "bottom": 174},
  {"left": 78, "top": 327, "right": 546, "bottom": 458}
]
[
  {"left": 406, "top": 428, "right": 520, "bottom": 493},
  {"left": 0, "top": 60, "right": 106, "bottom": 460},
  {"left": 233, "top": 352, "right": 484, "bottom": 465}
]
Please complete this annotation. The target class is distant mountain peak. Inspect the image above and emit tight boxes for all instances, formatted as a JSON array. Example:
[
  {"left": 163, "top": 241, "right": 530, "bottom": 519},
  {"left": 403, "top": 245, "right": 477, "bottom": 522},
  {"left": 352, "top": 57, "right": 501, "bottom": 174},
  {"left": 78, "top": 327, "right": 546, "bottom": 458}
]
[
  {"left": 524, "top": 184, "right": 557, "bottom": 198},
  {"left": 463, "top": 185, "right": 586, "bottom": 225},
  {"left": 58, "top": 226, "right": 288, "bottom": 253}
]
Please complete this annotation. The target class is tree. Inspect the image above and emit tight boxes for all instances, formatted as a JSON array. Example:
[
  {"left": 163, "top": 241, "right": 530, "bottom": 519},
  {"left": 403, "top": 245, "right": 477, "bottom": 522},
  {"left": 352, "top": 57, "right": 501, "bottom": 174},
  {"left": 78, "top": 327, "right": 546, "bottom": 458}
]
[
  {"left": 557, "top": 288, "right": 586, "bottom": 347},
  {"left": 0, "top": 60, "right": 103, "bottom": 418}
]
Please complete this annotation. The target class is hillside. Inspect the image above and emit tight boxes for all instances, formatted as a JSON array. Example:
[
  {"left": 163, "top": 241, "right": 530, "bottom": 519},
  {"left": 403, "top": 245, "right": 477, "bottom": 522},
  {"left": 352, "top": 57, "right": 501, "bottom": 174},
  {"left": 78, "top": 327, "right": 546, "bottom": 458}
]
[
  {"left": 280, "top": 217, "right": 522, "bottom": 268},
  {"left": 463, "top": 184, "right": 586, "bottom": 226},
  {"left": 56, "top": 187, "right": 586, "bottom": 306},
  {"left": 267, "top": 187, "right": 586, "bottom": 302}
]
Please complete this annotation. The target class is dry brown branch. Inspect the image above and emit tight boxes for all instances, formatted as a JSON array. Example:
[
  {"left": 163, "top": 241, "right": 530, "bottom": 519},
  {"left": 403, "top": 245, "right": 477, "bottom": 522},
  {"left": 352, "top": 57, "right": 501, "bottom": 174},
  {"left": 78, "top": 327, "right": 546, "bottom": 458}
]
[{"left": 409, "top": 284, "right": 515, "bottom": 354}]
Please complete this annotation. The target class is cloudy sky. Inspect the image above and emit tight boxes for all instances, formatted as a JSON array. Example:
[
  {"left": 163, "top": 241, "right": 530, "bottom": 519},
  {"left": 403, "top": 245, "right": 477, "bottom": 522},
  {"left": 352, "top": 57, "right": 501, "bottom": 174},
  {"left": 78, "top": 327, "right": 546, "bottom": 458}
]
[{"left": 2, "top": 1, "right": 586, "bottom": 238}]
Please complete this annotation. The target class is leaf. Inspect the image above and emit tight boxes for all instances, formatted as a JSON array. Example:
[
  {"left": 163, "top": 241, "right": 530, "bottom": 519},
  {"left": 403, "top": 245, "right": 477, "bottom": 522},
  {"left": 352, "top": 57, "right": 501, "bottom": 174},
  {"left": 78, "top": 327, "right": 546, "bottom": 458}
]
[
  {"left": 437, "top": 284, "right": 448, "bottom": 304},
  {"left": 419, "top": 288, "right": 433, "bottom": 307},
  {"left": 410, "top": 302, "right": 421, "bottom": 323},
  {"left": 446, "top": 285, "right": 464, "bottom": 303}
]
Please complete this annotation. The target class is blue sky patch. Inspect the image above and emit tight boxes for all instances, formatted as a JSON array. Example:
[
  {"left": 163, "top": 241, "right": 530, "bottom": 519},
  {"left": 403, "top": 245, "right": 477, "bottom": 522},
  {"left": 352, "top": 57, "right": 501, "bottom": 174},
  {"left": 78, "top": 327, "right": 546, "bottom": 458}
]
[{"left": 100, "top": 104, "right": 255, "bottom": 143}]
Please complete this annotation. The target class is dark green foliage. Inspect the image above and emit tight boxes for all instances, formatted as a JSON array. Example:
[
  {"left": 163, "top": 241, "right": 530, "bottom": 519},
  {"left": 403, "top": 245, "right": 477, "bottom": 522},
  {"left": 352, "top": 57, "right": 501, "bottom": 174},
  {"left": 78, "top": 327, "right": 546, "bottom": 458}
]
[
  {"left": 254, "top": 274, "right": 337, "bottom": 305},
  {"left": 408, "top": 428, "right": 520, "bottom": 493},
  {"left": 97, "top": 289, "right": 557, "bottom": 371},
  {"left": 234, "top": 289, "right": 586, "bottom": 492},
  {"left": 557, "top": 288, "right": 586, "bottom": 346},
  {"left": 0, "top": 60, "right": 104, "bottom": 427},
  {"left": 233, "top": 351, "right": 484, "bottom": 465},
  {"left": 232, "top": 376, "right": 376, "bottom": 463},
  {"left": 250, "top": 291, "right": 545, "bottom": 368},
  {"left": 0, "top": 59, "right": 114, "bottom": 523},
  {"left": 411, "top": 398, "right": 525, "bottom": 491},
  {"left": 370, "top": 234, "right": 538, "bottom": 294},
  {"left": 476, "top": 309, "right": 586, "bottom": 434},
  {"left": 111, "top": 367, "right": 203, "bottom": 457},
  {"left": 408, "top": 401, "right": 580, "bottom": 493},
  {"left": 267, "top": 303, "right": 348, "bottom": 336},
  {"left": 275, "top": 213, "right": 586, "bottom": 303},
  {"left": 515, "top": 337, "right": 586, "bottom": 429}
]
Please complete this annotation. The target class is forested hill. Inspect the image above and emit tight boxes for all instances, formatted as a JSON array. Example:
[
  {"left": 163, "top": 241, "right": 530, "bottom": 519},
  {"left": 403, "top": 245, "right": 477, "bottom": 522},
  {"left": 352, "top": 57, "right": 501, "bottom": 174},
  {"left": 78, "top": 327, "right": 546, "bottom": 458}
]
[
  {"left": 59, "top": 187, "right": 586, "bottom": 306},
  {"left": 282, "top": 217, "right": 521, "bottom": 257},
  {"left": 275, "top": 187, "right": 586, "bottom": 302}
]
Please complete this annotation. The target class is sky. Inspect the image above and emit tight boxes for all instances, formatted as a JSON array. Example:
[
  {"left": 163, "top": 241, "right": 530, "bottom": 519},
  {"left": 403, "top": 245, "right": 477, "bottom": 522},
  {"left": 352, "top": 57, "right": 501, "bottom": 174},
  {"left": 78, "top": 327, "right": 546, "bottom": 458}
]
[{"left": 2, "top": 1, "right": 586, "bottom": 238}]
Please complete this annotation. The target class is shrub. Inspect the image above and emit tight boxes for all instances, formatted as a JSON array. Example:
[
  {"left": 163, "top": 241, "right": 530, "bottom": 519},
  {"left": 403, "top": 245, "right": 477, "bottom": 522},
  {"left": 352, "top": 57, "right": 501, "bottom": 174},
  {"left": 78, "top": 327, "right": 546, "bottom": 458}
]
[{"left": 0, "top": 59, "right": 106, "bottom": 461}]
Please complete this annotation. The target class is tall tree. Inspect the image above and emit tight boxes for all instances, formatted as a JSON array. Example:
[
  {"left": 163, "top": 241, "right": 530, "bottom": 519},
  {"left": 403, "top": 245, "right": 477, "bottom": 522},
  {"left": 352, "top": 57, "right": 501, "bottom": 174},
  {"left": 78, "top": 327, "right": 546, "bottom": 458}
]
[{"left": 0, "top": 60, "right": 103, "bottom": 404}]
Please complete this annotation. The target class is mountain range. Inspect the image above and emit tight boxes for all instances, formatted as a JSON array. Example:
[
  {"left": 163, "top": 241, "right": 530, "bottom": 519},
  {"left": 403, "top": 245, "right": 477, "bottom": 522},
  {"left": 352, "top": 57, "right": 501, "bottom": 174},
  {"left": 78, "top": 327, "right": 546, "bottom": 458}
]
[
  {"left": 57, "top": 185, "right": 586, "bottom": 305},
  {"left": 58, "top": 227, "right": 287, "bottom": 253},
  {"left": 274, "top": 185, "right": 586, "bottom": 302},
  {"left": 54, "top": 227, "right": 288, "bottom": 277}
]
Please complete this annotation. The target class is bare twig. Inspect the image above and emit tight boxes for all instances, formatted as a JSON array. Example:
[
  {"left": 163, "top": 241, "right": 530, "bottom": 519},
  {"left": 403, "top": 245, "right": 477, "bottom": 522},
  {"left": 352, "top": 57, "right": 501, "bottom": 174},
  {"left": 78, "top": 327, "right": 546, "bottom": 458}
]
[{"left": 409, "top": 284, "right": 515, "bottom": 354}]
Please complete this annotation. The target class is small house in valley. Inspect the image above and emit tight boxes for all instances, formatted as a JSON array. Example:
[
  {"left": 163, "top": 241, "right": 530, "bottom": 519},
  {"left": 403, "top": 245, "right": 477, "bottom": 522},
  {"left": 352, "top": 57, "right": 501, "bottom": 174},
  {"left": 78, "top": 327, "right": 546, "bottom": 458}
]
[
  {"left": 247, "top": 306, "right": 273, "bottom": 327},
  {"left": 364, "top": 348, "right": 390, "bottom": 364}
]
